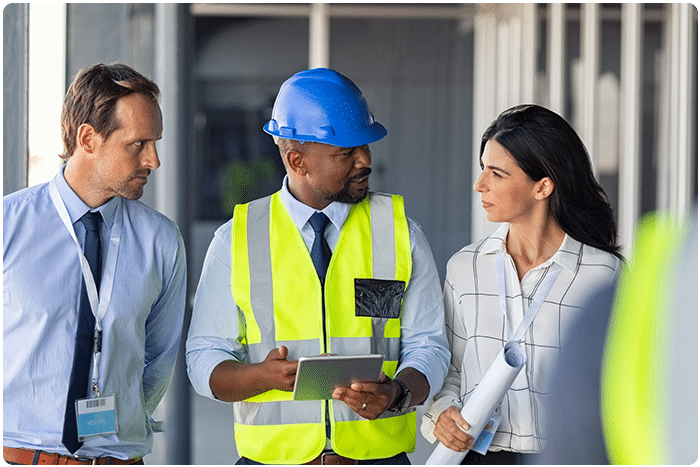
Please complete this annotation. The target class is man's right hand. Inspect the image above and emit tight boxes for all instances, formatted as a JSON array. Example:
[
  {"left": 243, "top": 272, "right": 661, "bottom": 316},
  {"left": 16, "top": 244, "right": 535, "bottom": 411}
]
[
  {"left": 433, "top": 406, "right": 474, "bottom": 452},
  {"left": 209, "top": 345, "right": 299, "bottom": 401},
  {"left": 261, "top": 345, "right": 298, "bottom": 392}
]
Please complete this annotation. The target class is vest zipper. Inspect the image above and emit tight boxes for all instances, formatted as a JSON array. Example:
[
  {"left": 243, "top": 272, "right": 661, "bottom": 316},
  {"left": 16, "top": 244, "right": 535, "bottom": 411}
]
[{"left": 321, "top": 279, "right": 332, "bottom": 441}]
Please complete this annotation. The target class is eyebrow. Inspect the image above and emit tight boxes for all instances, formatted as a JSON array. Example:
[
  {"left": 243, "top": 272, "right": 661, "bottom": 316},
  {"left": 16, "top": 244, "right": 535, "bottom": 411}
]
[
  {"left": 127, "top": 131, "right": 163, "bottom": 142},
  {"left": 483, "top": 163, "right": 511, "bottom": 176}
]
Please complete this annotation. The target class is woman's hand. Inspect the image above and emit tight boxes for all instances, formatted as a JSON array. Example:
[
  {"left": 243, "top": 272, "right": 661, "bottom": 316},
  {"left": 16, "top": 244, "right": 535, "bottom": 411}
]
[{"left": 433, "top": 406, "right": 474, "bottom": 452}]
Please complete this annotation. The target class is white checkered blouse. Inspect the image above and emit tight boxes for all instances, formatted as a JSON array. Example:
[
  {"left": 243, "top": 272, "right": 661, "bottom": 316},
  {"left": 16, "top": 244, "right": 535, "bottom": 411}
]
[{"left": 421, "top": 222, "right": 622, "bottom": 453}]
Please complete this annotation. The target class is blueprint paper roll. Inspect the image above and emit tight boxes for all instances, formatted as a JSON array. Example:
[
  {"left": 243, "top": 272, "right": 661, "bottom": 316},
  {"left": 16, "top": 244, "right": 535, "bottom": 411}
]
[{"left": 426, "top": 341, "right": 527, "bottom": 465}]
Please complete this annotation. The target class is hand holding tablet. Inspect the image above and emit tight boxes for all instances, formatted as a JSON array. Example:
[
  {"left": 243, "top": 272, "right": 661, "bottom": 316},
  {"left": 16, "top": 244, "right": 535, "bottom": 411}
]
[{"left": 292, "top": 354, "right": 384, "bottom": 401}]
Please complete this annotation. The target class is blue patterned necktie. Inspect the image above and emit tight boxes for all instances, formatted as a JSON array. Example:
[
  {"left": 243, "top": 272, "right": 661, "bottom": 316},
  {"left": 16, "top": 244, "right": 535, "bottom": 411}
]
[
  {"left": 308, "top": 212, "right": 332, "bottom": 280},
  {"left": 62, "top": 211, "right": 102, "bottom": 454}
]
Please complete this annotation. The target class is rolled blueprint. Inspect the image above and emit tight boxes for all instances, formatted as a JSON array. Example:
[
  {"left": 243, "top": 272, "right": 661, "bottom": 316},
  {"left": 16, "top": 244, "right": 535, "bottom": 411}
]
[{"left": 426, "top": 341, "right": 527, "bottom": 465}]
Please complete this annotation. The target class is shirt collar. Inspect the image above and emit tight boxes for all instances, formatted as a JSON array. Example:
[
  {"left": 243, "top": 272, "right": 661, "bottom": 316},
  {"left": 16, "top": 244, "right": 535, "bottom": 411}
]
[
  {"left": 478, "top": 222, "right": 510, "bottom": 254},
  {"left": 549, "top": 233, "right": 582, "bottom": 273},
  {"left": 478, "top": 222, "right": 581, "bottom": 274},
  {"left": 54, "top": 165, "right": 118, "bottom": 229},
  {"left": 280, "top": 175, "right": 350, "bottom": 231}
]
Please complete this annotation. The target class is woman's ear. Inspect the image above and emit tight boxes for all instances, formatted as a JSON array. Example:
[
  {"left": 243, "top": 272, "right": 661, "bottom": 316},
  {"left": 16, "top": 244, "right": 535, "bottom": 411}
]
[{"left": 535, "top": 177, "right": 555, "bottom": 200}]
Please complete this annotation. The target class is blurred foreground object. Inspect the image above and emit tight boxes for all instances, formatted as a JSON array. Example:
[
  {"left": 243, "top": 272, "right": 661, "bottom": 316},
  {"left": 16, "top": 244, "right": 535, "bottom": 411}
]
[
  {"left": 542, "top": 210, "right": 697, "bottom": 464},
  {"left": 602, "top": 212, "right": 697, "bottom": 464}
]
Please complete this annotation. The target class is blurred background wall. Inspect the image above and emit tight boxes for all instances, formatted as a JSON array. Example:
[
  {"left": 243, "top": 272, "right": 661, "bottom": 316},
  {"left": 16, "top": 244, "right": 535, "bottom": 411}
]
[{"left": 4, "top": 3, "right": 697, "bottom": 464}]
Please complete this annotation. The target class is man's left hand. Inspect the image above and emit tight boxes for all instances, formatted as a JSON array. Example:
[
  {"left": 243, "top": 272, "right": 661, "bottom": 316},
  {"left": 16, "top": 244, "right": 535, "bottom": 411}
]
[{"left": 331, "top": 372, "right": 399, "bottom": 420}]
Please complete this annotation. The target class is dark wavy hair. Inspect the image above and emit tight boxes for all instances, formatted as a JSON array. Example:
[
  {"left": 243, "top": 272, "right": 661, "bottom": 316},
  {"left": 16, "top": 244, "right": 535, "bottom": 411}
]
[
  {"left": 61, "top": 63, "right": 160, "bottom": 159},
  {"left": 480, "top": 104, "right": 622, "bottom": 258}
]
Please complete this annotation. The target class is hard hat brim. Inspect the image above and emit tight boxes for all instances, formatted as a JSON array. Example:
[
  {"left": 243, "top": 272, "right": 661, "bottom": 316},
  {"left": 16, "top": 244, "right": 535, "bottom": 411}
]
[{"left": 263, "top": 120, "right": 387, "bottom": 148}]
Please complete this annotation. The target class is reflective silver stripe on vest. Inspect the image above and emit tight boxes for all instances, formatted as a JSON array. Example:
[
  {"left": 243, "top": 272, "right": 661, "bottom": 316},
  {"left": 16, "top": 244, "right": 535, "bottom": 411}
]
[
  {"left": 234, "top": 399, "right": 324, "bottom": 426},
  {"left": 369, "top": 194, "right": 397, "bottom": 348},
  {"left": 247, "top": 339, "right": 319, "bottom": 363},
  {"left": 332, "top": 399, "right": 411, "bottom": 422},
  {"left": 329, "top": 336, "right": 400, "bottom": 361},
  {"left": 370, "top": 194, "right": 395, "bottom": 279},
  {"left": 247, "top": 196, "right": 274, "bottom": 343}
]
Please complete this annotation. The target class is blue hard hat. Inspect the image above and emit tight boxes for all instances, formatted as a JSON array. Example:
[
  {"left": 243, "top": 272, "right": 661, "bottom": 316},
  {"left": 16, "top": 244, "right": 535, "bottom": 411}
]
[{"left": 263, "top": 68, "right": 387, "bottom": 148}]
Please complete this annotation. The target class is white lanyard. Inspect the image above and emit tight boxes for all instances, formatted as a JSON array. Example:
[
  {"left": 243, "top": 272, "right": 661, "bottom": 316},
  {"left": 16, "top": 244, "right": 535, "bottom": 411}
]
[
  {"left": 496, "top": 252, "right": 562, "bottom": 342},
  {"left": 49, "top": 180, "right": 123, "bottom": 396}
]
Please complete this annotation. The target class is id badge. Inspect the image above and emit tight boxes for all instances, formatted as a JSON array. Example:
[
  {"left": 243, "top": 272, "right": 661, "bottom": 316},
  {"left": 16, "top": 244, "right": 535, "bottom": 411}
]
[
  {"left": 76, "top": 394, "right": 118, "bottom": 440},
  {"left": 472, "top": 413, "right": 502, "bottom": 455}
]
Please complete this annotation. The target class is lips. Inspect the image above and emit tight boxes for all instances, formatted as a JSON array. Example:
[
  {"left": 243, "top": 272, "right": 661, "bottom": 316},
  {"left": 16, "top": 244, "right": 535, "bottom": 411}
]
[
  {"left": 131, "top": 170, "right": 151, "bottom": 183},
  {"left": 350, "top": 168, "right": 371, "bottom": 185},
  {"left": 352, "top": 175, "right": 369, "bottom": 186}
]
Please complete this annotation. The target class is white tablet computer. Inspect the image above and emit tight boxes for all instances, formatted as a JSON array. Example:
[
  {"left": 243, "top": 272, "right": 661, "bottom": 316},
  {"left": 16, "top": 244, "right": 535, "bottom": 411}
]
[{"left": 292, "top": 354, "right": 384, "bottom": 401}]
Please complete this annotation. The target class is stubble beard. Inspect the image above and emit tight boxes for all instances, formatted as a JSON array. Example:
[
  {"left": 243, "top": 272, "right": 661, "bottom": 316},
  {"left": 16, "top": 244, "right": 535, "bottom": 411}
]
[
  {"left": 117, "top": 171, "right": 151, "bottom": 200},
  {"left": 324, "top": 168, "right": 372, "bottom": 205}
]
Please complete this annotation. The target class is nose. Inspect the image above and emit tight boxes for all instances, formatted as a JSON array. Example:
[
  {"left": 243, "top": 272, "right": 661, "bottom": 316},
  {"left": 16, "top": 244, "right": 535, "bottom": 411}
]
[
  {"left": 474, "top": 170, "right": 486, "bottom": 193},
  {"left": 354, "top": 145, "right": 371, "bottom": 168},
  {"left": 143, "top": 143, "right": 161, "bottom": 170}
]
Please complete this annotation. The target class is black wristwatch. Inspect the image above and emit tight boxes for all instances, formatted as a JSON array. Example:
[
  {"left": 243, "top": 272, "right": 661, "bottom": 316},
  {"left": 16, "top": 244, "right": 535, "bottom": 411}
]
[{"left": 388, "top": 379, "right": 411, "bottom": 413}]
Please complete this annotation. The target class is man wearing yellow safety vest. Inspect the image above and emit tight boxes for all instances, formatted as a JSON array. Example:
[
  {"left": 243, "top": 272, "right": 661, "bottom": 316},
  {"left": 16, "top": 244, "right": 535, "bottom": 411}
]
[{"left": 186, "top": 68, "right": 450, "bottom": 464}]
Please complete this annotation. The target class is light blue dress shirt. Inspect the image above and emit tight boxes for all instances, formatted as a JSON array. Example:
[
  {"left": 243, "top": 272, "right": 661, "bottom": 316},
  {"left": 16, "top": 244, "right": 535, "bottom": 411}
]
[
  {"left": 186, "top": 176, "right": 450, "bottom": 403},
  {"left": 3, "top": 167, "right": 187, "bottom": 460}
]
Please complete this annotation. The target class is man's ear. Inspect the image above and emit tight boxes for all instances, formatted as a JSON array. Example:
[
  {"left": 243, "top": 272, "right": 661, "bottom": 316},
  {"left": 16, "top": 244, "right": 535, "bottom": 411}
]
[
  {"left": 286, "top": 149, "right": 307, "bottom": 175},
  {"left": 535, "top": 177, "right": 555, "bottom": 200},
  {"left": 76, "top": 123, "right": 101, "bottom": 155}
]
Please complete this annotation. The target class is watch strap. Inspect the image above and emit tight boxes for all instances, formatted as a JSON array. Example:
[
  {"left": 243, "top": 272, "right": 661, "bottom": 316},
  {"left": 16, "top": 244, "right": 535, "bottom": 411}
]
[{"left": 388, "top": 378, "right": 411, "bottom": 412}]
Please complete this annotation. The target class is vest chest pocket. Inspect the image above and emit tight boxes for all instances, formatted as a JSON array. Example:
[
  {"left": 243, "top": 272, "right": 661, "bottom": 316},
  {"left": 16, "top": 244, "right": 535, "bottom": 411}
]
[{"left": 354, "top": 279, "right": 406, "bottom": 319}]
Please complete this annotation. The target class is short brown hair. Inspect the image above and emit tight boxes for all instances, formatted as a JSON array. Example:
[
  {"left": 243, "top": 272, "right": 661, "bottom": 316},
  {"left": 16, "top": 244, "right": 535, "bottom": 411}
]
[{"left": 60, "top": 63, "right": 160, "bottom": 159}]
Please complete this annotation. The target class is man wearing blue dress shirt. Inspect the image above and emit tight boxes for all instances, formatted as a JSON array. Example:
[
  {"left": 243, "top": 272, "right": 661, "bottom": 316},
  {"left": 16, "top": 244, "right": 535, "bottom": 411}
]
[{"left": 3, "top": 63, "right": 187, "bottom": 465}]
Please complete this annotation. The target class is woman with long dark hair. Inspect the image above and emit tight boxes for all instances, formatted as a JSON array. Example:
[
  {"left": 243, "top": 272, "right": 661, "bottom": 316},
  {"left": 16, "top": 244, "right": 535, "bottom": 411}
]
[{"left": 421, "top": 104, "right": 623, "bottom": 464}]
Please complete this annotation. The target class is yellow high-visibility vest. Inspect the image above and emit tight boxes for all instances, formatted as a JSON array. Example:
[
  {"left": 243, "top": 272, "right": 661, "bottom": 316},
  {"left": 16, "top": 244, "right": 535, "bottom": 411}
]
[
  {"left": 230, "top": 191, "right": 415, "bottom": 464},
  {"left": 602, "top": 213, "right": 692, "bottom": 464}
]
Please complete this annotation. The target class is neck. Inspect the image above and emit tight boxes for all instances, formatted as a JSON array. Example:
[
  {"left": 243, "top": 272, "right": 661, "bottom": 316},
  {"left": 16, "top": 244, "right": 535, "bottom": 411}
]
[
  {"left": 506, "top": 214, "right": 565, "bottom": 280},
  {"left": 64, "top": 158, "right": 110, "bottom": 209},
  {"left": 286, "top": 176, "right": 330, "bottom": 211}
]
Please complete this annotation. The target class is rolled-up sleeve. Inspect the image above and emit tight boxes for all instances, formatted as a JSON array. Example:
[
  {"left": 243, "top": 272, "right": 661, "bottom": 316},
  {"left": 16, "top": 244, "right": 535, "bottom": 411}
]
[
  {"left": 396, "top": 219, "right": 450, "bottom": 402},
  {"left": 185, "top": 220, "right": 246, "bottom": 400}
]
